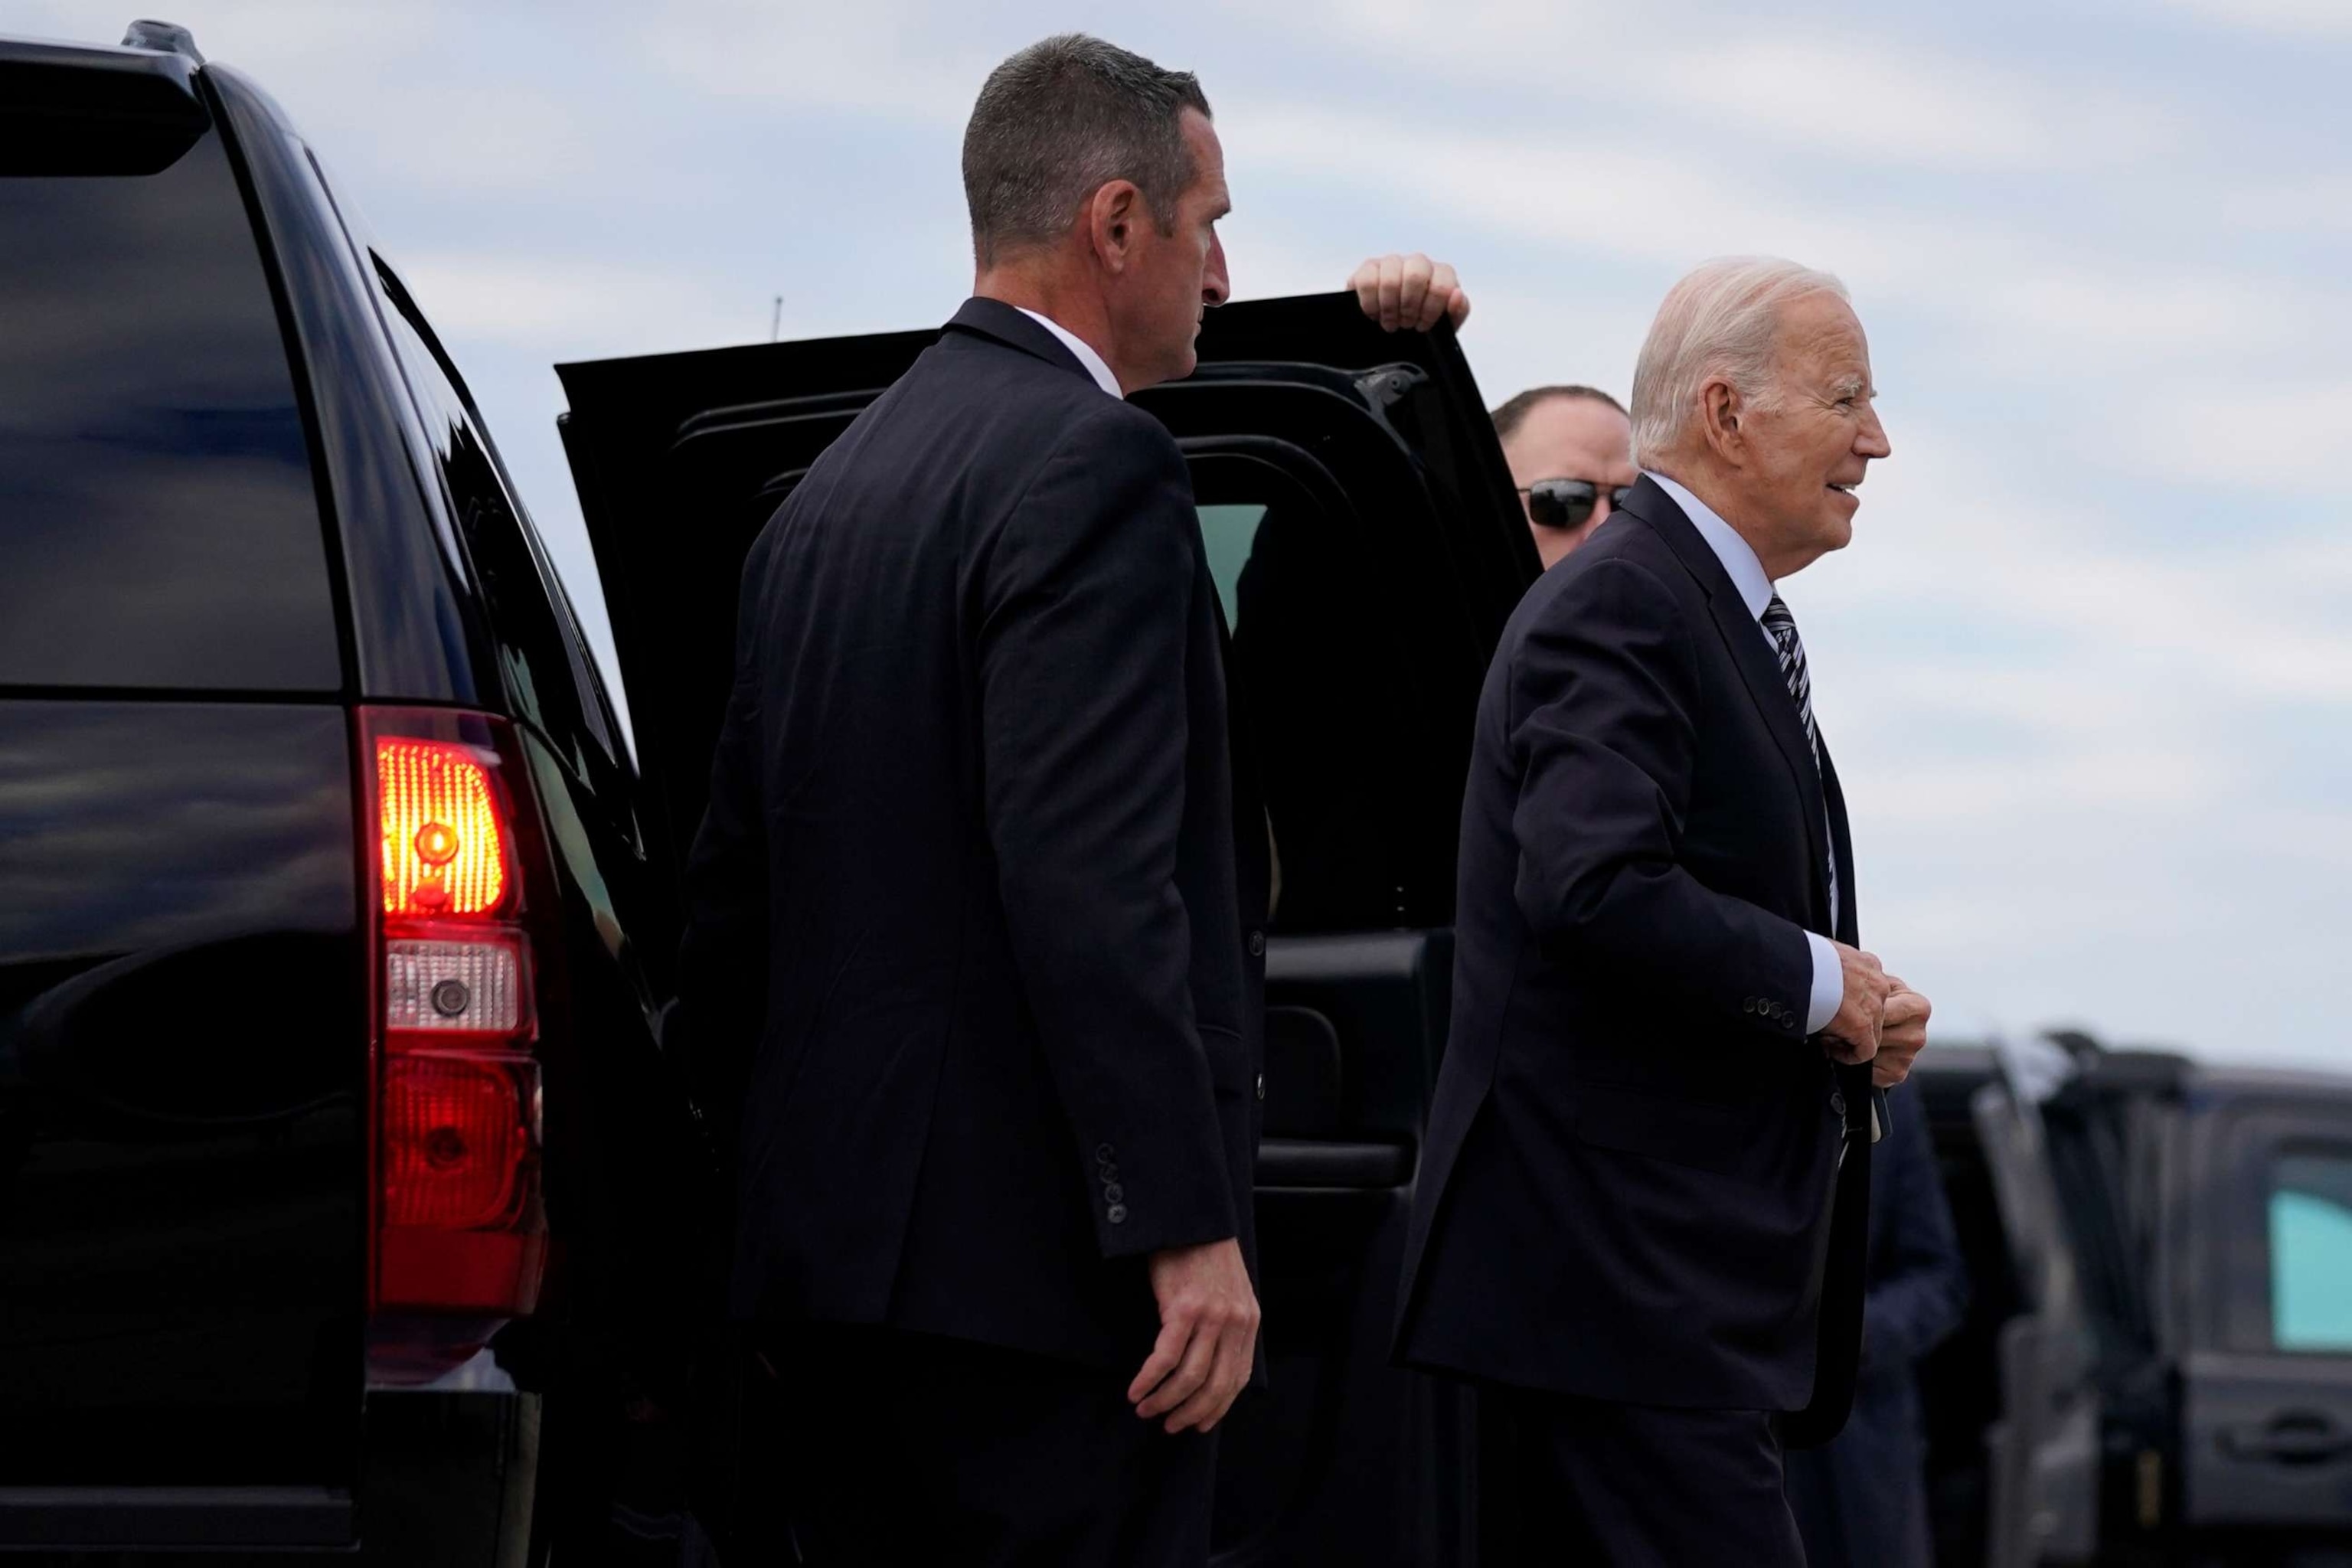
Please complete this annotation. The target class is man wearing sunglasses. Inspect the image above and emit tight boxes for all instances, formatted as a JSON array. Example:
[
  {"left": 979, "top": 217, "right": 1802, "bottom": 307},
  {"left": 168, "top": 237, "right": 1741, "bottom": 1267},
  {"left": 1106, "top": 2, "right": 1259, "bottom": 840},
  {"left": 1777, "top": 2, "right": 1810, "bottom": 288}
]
[{"left": 1491, "top": 384, "right": 1639, "bottom": 570}]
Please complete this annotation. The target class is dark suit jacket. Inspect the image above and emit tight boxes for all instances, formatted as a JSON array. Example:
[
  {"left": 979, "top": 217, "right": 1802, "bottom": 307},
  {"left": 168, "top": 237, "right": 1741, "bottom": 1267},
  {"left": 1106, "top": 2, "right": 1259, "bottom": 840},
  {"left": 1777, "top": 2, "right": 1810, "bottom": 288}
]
[
  {"left": 675, "top": 298, "right": 1266, "bottom": 1372},
  {"left": 1787, "top": 1083, "right": 1970, "bottom": 1567},
  {"left": 1395, "top": 476, "right": 1875, "bottom": 1429}
]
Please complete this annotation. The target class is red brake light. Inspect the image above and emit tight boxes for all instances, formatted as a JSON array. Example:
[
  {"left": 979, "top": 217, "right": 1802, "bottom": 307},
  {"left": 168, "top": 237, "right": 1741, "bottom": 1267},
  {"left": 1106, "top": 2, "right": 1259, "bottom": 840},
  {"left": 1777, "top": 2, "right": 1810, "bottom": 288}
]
[
  {"left": 361, "top": 708, "right": 555, "bottom": 1335},
  {"left": 377, "top": 737, "right": 508, "bottom": 917},
  {"left": 383, "top": 1055, "right": 531, "bottom": 1227}
]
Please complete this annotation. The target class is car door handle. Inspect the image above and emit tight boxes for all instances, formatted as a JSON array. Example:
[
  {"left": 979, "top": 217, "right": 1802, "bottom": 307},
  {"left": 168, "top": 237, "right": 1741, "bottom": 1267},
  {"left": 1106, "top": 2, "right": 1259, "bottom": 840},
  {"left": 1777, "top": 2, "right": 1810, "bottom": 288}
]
[{"left": 2221, "top": 1413, "right": 2352, "bottom": 1465}]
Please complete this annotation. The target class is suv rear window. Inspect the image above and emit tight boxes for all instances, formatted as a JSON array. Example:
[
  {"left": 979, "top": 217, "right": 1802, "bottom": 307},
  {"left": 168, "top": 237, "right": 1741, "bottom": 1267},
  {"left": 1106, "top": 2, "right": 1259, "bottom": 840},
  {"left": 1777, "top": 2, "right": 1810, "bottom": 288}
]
[{"left": 0, "top": 112, "right": 340, "bottom": 691}]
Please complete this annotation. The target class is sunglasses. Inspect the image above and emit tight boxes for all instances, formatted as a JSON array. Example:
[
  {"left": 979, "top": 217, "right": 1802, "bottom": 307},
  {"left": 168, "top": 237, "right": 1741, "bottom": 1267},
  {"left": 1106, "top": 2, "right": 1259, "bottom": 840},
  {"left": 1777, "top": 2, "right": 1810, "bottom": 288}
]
[{"left": 1520, "top": 479, "right": 1634, "bottom": 532}]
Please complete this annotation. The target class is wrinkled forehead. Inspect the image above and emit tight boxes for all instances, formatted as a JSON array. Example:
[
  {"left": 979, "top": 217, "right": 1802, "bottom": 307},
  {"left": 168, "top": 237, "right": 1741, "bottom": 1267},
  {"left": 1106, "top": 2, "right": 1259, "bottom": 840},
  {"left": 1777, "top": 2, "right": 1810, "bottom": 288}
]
[{"left": 1776, "top": 292, "right": 1872, "bottom": 386}]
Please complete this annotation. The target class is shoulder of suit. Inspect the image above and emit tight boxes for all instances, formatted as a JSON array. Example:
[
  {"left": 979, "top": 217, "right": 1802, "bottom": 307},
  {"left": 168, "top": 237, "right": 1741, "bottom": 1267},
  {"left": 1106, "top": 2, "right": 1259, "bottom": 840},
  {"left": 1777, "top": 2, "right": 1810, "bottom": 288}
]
[
  {"left": 1504, "top": 536, "right": 1694, "bottom": 669},
  {"left": 1027, "top": 390, "right": 1187, "bottom": 482}
]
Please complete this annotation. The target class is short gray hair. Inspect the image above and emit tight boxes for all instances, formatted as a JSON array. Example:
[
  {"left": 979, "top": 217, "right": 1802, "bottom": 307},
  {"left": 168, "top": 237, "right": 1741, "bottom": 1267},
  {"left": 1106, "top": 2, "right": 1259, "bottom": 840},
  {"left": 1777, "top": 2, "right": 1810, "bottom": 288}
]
[
  {"left": 1628, "top": 256, "right": 1848, "bottom": 467},
  {"left": 962, "top": 34, "right": 1210, "bottom": 269}
]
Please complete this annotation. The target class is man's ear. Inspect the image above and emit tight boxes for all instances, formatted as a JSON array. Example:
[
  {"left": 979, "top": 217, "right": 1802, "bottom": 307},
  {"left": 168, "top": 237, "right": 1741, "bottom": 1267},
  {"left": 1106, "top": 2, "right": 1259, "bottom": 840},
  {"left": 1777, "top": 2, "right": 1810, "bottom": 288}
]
[
  {"left": 1698, "top": 379, "right": 1746, "bottom": 467},
  {"left": 1087, "top": 180, "right": 1142, "bottom": 274}
]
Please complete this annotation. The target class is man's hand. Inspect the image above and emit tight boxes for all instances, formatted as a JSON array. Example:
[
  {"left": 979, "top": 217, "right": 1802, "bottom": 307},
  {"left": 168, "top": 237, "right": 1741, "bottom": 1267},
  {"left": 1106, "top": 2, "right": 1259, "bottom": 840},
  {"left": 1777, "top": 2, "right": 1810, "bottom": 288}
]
[
  {"left": 1872, "top": 980, "right": 1932, "bottom": 1087},
  {"left": 1129, "top": 1237, "right": 1260, "bottom": 1435},
  {"left": 1348, "top": 253, "right": 1472, "bottom": 332},
  {"left": 1820, "top": 942, "right": 1893, "bottom": 1067}
]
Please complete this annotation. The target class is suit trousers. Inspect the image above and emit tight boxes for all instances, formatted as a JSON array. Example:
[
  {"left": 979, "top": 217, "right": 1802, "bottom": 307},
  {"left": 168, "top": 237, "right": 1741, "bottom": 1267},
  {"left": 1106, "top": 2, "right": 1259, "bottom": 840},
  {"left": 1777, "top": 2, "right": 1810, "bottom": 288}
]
[
  {"left": 762, "top": 1323, "right": 1217, "bottom": 1567},
  {"left": 1480, "top": 1387, "right": 1805, "bottom": 1567}
]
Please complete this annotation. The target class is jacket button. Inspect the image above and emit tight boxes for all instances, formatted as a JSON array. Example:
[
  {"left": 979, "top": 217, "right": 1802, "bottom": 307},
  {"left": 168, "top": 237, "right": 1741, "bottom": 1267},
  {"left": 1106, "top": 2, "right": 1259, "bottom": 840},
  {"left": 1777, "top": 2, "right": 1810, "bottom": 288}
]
[
  {"left": 1103, "top": 1183, "right": 1123, "bottom": 1204},
  {"left": 1096, "top": 1143, "right": 1116, "bottom": 1162},
  {"left": 1106, "top": 1204, "right": 1128, "bottom": 1224},
  {"left": 1247, "top": 929, "right": 1266, "bottom": 958},
  {"left": 1256, "top": 1072, "right": 1266, "bottom": 1102},
  {"left": 1743, "top": 998, "right": 1758, "bottom": 1014},
  {"left": 1830, "top": 1089, "right": 1847, "bottom": 1118}
]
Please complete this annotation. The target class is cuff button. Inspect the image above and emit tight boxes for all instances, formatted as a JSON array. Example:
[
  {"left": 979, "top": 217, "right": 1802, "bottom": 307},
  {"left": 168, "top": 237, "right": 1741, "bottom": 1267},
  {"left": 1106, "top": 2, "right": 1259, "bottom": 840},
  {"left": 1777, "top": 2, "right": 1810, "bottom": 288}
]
[{"left": 1106, "top": 1204, "right": 1128, "bottom": 1224}]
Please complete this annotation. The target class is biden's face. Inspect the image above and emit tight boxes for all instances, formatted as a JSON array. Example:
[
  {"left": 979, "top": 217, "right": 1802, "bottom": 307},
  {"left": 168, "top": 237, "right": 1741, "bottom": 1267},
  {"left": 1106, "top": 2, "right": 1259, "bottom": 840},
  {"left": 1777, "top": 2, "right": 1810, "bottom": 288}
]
[{"left": 1744, "top": 292, "right": 1891, "bottom": 567}]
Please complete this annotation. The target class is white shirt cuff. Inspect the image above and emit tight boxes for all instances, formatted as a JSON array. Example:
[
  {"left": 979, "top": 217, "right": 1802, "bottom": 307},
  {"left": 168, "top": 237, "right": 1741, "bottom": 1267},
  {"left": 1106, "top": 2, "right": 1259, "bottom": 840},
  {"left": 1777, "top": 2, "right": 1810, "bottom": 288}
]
[{"left": 1803, "top": 931, "right": 1843, "bottom": 1036}]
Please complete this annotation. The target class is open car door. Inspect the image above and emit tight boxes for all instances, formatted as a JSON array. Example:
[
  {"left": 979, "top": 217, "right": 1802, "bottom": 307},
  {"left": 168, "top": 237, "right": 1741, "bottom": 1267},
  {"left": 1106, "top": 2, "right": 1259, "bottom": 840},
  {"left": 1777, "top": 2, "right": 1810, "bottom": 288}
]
[
  {"left": 556, "top": 294, "right": 1537, "bottom": 1564},
  {"left": 1970, "top": 1039, "right": 2106, "bottom": 1566}
]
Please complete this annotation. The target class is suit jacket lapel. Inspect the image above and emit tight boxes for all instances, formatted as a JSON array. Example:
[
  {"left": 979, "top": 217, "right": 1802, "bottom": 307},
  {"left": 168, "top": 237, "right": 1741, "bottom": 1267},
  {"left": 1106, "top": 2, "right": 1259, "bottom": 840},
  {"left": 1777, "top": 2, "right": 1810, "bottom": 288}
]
[
  {"left": 1618, "top": 478, "right": 1834, "bottom": 929},
  {"left": 1818, "top": 733, "right": 1857, "bottom": 946}
]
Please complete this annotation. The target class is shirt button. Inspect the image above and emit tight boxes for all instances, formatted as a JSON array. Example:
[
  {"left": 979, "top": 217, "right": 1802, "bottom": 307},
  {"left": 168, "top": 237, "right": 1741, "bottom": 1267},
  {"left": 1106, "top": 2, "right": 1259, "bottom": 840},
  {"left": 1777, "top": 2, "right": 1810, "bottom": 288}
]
[
  {"left": 1247, "top": 929, "right": 1266, "bottom": 958},
  {"left": 1106, "top": 1204, "right": 1128, "bottom": 1224}
]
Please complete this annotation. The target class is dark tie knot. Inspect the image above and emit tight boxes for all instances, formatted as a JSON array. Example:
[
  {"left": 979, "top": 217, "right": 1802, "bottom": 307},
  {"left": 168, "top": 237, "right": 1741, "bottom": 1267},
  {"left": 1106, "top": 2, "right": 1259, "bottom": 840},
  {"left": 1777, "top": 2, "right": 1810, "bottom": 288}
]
[{"left": 1761, "top": 594, "right": 1797, "bottom": 636}]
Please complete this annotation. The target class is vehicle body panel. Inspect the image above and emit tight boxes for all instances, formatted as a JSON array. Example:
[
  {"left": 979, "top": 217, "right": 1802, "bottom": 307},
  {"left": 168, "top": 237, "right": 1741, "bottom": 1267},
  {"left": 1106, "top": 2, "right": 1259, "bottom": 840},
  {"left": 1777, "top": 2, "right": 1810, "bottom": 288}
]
[{"left": 0, "top": 701, "right": 364, "bottom": 1518}]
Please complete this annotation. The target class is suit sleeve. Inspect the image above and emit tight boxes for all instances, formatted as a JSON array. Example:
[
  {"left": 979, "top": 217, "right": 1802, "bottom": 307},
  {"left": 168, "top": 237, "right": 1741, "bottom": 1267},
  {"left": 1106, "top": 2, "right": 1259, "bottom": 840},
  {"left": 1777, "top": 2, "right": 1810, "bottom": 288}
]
[
  {"left": 975, "top": 403, "right": 1236, "bottom": 1260},
  {"left": 1861, "top": 1088, "right": 1971, "bottom": 1370},
  {"left": 1508, "top": 557, "right": 1817, "bottom": 1034},
  {"left": 672, "top": 554, "right": 772, "bottom": 1172}
]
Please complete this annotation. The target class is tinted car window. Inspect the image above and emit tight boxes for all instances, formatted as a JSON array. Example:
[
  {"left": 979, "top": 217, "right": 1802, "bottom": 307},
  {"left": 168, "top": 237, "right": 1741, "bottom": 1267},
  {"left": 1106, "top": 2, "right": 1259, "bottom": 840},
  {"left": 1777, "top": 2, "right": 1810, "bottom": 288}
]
[
  {"left": 2269, "top": 1148, "right": 2352, "bottom": 1351},
  {"left": 1197, "top": 503, "right": 1266, "bottom": 628},
  {"left": 370, "top": 256, "right": 617, "bottom": 770},
  {"left": 0, "top": 123, "right": 341, "bottom": 691},
  {"left": 1190, "top": 457, "right": 1439, "bottom": 933}
]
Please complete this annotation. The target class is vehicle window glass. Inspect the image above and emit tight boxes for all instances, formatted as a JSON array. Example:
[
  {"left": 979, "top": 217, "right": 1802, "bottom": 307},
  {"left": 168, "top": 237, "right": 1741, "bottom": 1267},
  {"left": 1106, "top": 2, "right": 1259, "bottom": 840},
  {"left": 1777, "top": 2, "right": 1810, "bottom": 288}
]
[
  {"left": 2270, "top": 1148, "right": 2352, "bottom": 1351},
  {"left": 1196, "top": 503, "right": 1264, "bottom": 629},
  {"left": 371, "top": 256, "right": 617, "bottom": 769},
  {"left": 1192, "top": 459, "right": 1449, "bottom": 933},
  {"left": 0, "top": 124, "right": 341, "bottom": 691}
]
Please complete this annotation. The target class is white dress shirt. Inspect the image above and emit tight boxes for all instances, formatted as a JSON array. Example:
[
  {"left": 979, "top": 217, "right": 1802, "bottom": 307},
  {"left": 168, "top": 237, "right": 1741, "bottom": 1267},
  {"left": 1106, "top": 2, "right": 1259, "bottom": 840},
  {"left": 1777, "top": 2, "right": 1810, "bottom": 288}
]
[
  {"left": 1644, "top": 472, "right": 1844, "bottom": 1036},
  {"left": 1014, "top": 307, "right": 1122, "bottom": 399}
]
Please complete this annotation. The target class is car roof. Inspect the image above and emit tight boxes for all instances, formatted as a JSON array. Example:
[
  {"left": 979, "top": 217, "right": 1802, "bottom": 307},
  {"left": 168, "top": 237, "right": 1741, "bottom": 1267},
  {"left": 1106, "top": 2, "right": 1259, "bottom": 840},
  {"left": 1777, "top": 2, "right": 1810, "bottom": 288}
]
[
  {"left": 0, "top": 28, "right": 191, "bottom": 70},
  {"left": 1916, "top": 1034, "right": 2352, "bottom": 1105}
]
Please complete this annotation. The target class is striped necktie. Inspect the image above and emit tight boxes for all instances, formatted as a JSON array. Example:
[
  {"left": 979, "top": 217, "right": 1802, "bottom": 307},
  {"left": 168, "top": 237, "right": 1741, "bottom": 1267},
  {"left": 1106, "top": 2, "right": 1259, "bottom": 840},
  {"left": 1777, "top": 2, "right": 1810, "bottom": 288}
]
[{"left": 1761, "top": 593, "right": 1837, "bottom": 923}]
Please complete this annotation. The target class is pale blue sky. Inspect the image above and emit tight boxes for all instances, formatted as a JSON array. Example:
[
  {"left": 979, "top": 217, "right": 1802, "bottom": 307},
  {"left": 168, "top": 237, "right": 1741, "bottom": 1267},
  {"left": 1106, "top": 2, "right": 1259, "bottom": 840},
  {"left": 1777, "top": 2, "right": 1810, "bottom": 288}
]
[{"left": 25, "top": 0, "right": 2351, "bottom": 1066}]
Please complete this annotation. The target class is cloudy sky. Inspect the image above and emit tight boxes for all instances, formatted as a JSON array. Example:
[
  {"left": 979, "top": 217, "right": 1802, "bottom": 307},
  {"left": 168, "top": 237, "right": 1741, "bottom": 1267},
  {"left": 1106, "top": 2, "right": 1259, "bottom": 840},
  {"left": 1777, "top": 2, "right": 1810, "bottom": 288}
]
[{"left": 26, "top": 0, "right": 2350, "bottom": 1067}]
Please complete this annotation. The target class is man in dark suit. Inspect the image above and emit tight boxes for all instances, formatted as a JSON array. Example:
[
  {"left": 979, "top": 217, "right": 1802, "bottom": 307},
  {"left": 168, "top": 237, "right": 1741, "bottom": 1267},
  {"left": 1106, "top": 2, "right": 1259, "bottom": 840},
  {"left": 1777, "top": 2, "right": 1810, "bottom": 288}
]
[
  {"left": 673, "top": 35, "right": 1465, "bottom": 1567},
  {"left": 1394, "top": 256, "right": 1932, "bottom": 1564},
  {"left": 1786, "top": 1083, "right": 1971, "bottom": 1567}
]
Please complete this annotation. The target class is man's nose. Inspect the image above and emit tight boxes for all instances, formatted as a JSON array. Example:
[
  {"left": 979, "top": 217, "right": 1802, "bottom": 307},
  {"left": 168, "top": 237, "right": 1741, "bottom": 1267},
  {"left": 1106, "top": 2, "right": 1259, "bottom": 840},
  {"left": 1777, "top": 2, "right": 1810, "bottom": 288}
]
[
  {"left": 1203, "top": 233, "right": 1230, "bottom": 308},
  {"left": 1857, "top": 403, "right": 1892, "bottom": 460}
]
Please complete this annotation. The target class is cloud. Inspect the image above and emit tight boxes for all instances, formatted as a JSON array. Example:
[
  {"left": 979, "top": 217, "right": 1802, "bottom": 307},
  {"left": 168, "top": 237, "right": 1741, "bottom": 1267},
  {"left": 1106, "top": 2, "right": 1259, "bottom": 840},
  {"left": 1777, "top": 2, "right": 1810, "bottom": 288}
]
[
  {"left": 631, "top": 0, "right": 980, "bottom": 119},
  {"left": 396, "top": 253, "right": 763, "bottom": 354},
  {"left": 1648, "top": 41, "right": 2173, "bottom": 172},
  {"left": 2158, "top": 0, "right": 2352, "bottom": 36},
  {"left": 2129, "top": 382, "right": 2352, "bottom": 492}
]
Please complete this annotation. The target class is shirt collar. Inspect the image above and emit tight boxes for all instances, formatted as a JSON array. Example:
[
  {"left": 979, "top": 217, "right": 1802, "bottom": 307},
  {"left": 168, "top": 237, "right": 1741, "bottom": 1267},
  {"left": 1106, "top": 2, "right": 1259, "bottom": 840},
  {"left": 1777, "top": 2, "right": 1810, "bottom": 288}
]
[
  {"left": 1644, "top": 470, "right": 1774, "bottom": 622},
  {"left": 1014, "top": 308, "right": 1122, "bottom": 400}
]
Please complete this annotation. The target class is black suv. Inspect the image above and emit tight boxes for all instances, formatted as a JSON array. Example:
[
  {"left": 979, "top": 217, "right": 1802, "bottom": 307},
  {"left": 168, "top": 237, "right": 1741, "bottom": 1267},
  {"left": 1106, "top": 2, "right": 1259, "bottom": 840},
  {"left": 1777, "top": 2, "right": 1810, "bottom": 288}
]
[
  {"left": 10, "top": 21, "right": 2352, "bottom": 1568},
  {"left": 2, "top": 23, "right": 699, "bottom": 1563}
]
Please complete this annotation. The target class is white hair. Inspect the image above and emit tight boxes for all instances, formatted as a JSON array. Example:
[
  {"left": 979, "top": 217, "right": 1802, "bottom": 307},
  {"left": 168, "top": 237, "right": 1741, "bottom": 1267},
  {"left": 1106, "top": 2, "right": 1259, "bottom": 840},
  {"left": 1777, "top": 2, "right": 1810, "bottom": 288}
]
[{"left": 1628, "top": 256, "right": 1849, "bottom": 468}]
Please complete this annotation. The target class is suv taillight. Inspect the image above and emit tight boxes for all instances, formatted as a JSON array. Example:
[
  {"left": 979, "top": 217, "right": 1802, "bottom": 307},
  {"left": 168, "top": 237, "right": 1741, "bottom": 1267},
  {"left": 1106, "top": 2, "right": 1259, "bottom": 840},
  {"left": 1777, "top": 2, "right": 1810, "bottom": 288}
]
[{"left": 361, "top": 708, "right": 552, "bottom": 1325}]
